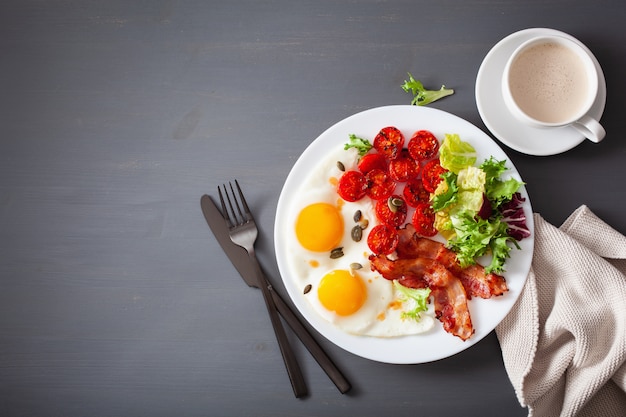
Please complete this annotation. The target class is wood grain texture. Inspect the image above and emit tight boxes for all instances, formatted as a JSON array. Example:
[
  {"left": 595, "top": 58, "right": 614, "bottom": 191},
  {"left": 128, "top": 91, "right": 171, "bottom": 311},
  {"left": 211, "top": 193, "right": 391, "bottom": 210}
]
[{"left": 1, "top": 0, "right": 626, "bottom": 416}]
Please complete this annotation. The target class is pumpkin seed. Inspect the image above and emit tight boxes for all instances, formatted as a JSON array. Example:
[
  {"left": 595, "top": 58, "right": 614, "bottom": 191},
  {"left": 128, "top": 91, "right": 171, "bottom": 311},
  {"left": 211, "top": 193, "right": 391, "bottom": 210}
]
[
  {"left": 387, "top": 196, "right": 403, "bottom": 212},
  {"left": 303, "top": 284, "right": 312, "bottom": 294},
  {"left": 330, "top": 247, "right": 344, "bottom": 259},
  {"left": 351, "top": 225, "right": 363, "bottom": 242},
  {"left": 359, "top": 219, "right": 369, "bottom": 229},
  {"left": 336, "top": 161, "right": 345, "bottom": 172},
  {"left": 353, "top": 209, "right": 362, "bottom": 222},
  {"left": 350, "top": 262, "right": 363, "bottom": 270}
]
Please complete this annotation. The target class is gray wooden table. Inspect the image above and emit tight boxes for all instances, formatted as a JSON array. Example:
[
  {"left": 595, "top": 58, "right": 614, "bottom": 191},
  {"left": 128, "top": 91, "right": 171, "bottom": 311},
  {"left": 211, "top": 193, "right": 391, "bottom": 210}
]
[{"left": 2, "top": 1, "right": 625, "bottom": 416}]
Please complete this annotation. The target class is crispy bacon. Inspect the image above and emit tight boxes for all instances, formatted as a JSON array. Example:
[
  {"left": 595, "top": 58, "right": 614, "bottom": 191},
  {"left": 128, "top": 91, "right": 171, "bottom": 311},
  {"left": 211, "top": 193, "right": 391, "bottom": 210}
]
[
  {"left": 369, "top": 254, "right": 474, "bottom": 341},
  {"left": 396, "top": 224, "right": 508, "bottom": 299}
]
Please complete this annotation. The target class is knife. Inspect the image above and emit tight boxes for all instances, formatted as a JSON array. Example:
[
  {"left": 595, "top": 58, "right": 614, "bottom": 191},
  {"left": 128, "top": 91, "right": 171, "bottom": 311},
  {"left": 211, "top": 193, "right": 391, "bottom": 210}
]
[{"left": 200, "top": 194, "right": 351, "bottom": 394}]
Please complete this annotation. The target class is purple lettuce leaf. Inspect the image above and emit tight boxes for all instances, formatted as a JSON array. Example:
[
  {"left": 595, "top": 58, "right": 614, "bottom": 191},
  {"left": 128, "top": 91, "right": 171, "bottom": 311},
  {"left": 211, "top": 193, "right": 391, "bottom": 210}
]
[{"left": 500, "top": 192, "right": 531, "bottom": 241}]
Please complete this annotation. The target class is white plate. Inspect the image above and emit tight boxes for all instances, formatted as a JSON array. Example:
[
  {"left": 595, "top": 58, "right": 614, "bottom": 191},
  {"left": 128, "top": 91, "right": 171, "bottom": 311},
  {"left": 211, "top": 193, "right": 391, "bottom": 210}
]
[
  {"left": 476, "top": 28, "right": 606, "bottom": 156},
  {"left": 274, "top": 105, "right": 534, "bottom": 364}
]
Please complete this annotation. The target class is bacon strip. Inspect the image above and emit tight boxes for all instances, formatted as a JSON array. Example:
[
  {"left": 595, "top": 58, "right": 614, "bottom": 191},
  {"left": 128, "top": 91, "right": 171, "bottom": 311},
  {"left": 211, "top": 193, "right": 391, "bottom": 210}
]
[
  {"left": 396, "top": 225, "right": 508, "bottom": 299},
  {"left": 369, "top": 254, "right": 474, "bottom": 341}
]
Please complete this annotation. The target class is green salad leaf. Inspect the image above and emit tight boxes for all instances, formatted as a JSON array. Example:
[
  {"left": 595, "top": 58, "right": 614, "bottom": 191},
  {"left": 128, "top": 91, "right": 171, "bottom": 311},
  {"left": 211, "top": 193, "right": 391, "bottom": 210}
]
[
  {"left": 431, "top": 171, "right": 458, "bottom": 211},
  {"left": 480, "top": 157, "right": 525, "bottom": 206},
  {"left": 439, "top": 134, "right": 477, "bottom": 173},
  {"left": 480, "top": 157, "right": 508, "bottom": 182},
  {"left": 488, "top": 233, "right": 520, "bottom": 274},
  {"left": 401, "top": 73, "right": 454, "bottom": 106},
  {"left": 393, "top": 280, "right": 431, "bottom": 321},
  {"left": 447, "top": 211, "right": 502, "bottom": 270},
  {"left": 446, "top": 213, "right": 516, "bottom": 274},
  {"left": 344, "top": 134, "right": 372, "bottom": 156}
]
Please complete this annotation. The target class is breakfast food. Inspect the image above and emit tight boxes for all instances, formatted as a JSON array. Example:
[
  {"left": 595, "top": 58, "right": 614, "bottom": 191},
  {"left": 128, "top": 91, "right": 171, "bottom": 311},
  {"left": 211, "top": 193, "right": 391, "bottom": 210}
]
[
  {"left": 285, "top": 126, "right": 529, "bottom": 341},
  {"left": 287, "top": 144, "right": 435, "bottom": 338}
]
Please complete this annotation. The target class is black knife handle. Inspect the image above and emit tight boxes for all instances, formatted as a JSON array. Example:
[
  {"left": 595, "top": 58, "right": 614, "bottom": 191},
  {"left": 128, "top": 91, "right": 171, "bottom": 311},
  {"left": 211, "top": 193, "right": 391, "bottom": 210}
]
[{"left": 267, "top": 282, "right": 352, "bottom": 394}]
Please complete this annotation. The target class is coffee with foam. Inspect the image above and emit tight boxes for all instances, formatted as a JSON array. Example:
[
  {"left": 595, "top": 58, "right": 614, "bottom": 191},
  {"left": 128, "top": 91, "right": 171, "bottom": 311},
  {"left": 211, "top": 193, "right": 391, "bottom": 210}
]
[
  {"left": 508, "top": 42, "right": 590, "bottom": 124},
  {"left": 501, "top": 34, "right": 605, "bottom": 143}
]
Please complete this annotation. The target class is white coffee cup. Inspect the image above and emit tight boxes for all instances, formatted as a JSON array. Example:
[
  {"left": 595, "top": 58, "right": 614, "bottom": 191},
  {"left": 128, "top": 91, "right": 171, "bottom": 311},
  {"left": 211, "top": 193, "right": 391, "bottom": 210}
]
[{"left": 502, "top": 35, "right": 605, "bottom": 143}]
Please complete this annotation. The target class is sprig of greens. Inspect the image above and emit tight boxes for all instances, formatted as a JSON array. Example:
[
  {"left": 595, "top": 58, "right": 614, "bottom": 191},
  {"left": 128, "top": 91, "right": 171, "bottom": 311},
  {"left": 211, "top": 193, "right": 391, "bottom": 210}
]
[
  {"left": 402, "top": 73, "right": 454, "bottom": 106},
  {"left": 447, "top": 211, "right": 517, "bottom": 274},
  {"left": 480, "top": 157, "right": 525, "bottom": 207},
  {"left": 344, "top": 134, "right": 372, "bottom": 156},
  {"left": 393, "top": 281, "right": 431, "bottom": 321},
  {"left": 431, "top": 171, "right": 459, "bottom": 211}
]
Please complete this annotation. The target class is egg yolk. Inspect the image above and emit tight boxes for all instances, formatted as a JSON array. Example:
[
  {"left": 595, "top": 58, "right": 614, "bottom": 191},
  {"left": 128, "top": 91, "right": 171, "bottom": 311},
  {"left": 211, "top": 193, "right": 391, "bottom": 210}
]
[
  {"left": 317, "top": 270, "right": 366, "bottom": 316},
  {"left": 295, "top": 203, "right": 344, "bottom": 252}
]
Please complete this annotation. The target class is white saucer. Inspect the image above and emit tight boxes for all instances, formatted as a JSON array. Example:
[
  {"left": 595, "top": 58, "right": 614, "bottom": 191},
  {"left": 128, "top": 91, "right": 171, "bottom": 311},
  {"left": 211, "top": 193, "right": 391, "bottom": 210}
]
[{"left": 475, "top": 28, "right": 606, "bottom": 156}]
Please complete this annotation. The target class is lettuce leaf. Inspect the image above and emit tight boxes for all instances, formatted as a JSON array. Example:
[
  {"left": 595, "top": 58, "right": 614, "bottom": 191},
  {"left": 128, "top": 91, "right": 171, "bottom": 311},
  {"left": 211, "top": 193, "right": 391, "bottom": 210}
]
[
  {"left": 431, "top": 171, "right": 458, "bottom": 211},
  {"left": 457, "top": 190, "right": 484, "bottom": 213},
  {"left": 501, "top": 192, "right": 531, "bottom": 241},
  {"left": 480, "top": 157, "right": 524, "bottom": 206},
  {"left": 487, "top": 232, "right": 518, "bottom": 274},
  {"left": 480, "top": 157, "right": 508, "bottom": 183},
  {"left": 393, "top": 280, "right": 431, "bottom": 321},
  {"left": 447, "top": 210, "right": 514, "bottom": 273},
  {"left": 401, "top": 73, "right": 454, "bottom": 106},
  {"left": 439, "top": 134, "right": 477, "bottom": 174},
  {"left": 457, "top": 166, "right": 486, "bottom": 191}
]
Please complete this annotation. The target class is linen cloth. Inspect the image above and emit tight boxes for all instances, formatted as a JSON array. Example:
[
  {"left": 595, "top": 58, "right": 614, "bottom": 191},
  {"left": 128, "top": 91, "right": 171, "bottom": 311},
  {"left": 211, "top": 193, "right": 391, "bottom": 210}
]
[{"left": 496, "top": 205, "right": 626, "bottom": 417}]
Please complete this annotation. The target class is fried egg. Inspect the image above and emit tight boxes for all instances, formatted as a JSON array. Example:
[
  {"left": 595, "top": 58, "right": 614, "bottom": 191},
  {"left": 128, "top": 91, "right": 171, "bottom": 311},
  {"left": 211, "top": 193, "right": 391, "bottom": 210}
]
[
  {"left": 283, "top": 145, "right": 434, "bottom": 337},
  {"left": 295, "top": 202, "right": 343, "bottom": 252}
]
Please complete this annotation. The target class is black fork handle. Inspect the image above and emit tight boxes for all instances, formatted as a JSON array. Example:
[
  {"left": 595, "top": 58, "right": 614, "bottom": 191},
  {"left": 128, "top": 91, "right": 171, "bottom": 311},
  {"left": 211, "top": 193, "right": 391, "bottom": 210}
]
[{"left": 249, "top": 249, "right": 308, "bottom": 398}]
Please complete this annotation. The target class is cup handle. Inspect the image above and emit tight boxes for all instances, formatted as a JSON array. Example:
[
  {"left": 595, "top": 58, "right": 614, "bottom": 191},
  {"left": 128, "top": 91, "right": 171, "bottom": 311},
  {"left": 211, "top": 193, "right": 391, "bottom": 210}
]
[{"left": 573, "top": 115, "right": 606, "bottom": 143}]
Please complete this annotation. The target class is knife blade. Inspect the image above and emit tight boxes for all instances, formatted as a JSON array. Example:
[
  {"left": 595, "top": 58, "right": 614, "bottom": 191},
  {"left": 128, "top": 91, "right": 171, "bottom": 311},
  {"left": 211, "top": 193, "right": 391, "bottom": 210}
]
[{"left": 200, "top": 194, "right": 351, "bottom": 394}]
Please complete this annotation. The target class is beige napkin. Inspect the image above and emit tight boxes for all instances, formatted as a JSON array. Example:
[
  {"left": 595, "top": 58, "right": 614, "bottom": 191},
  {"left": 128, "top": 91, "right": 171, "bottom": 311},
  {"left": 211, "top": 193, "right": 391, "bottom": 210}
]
[{"left": 496, "top": 205, "right": 626, "bottom": 417}]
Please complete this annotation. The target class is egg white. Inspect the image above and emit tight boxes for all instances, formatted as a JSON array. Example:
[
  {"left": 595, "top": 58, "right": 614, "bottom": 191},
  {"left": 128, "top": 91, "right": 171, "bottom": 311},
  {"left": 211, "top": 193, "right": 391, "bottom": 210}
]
[{"left": 283, "top": 146, "right": 434, "bottom": 337}]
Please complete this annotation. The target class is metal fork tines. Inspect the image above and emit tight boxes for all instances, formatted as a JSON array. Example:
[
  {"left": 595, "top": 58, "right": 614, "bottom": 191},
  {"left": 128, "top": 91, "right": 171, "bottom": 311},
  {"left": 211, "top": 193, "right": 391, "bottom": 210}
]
[{"left": 218, "top": 180, "right": 307, "bottom": 398}]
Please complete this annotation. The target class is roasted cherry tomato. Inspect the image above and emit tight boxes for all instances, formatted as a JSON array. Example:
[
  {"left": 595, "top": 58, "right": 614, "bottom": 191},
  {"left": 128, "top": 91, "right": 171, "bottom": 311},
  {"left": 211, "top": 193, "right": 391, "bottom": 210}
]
[
  {"left": 367, "top": 224, "right": 399, "bottom": 255},
  {"left": 373, "top": 126, "right": 404, "bottom": 160},
  {"left": 422, "top": 159, "right": 447, "bottom": 193},
  {"left": 403, "top": 178, "right": 430, "bottom": 207},
  {"left": 388, "top": 149, "right": 420, "bottom": 182},
  {"left": 357, "top": 153, "right": 388, "bottom": 174},
  {"left": 412, "top": 202, "right": 437, "bottom": 237},
  {"left": 365, "top": 168, "right": 395, "bottom": 200},
  {"left": 408, "top": 130, "right": 440, "bottom": 161},
  {"left": 375, "top": 195, "right": 407, "bottom": 227},
  {"left": 337, "top": 170, "right": 368, "bottom": 202}
]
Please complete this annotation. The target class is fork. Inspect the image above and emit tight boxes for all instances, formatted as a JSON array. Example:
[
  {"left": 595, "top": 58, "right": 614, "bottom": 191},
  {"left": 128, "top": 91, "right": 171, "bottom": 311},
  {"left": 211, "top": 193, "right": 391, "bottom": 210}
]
[{"left": 218, "top": 180, "right": 307, "bottom": 398}]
